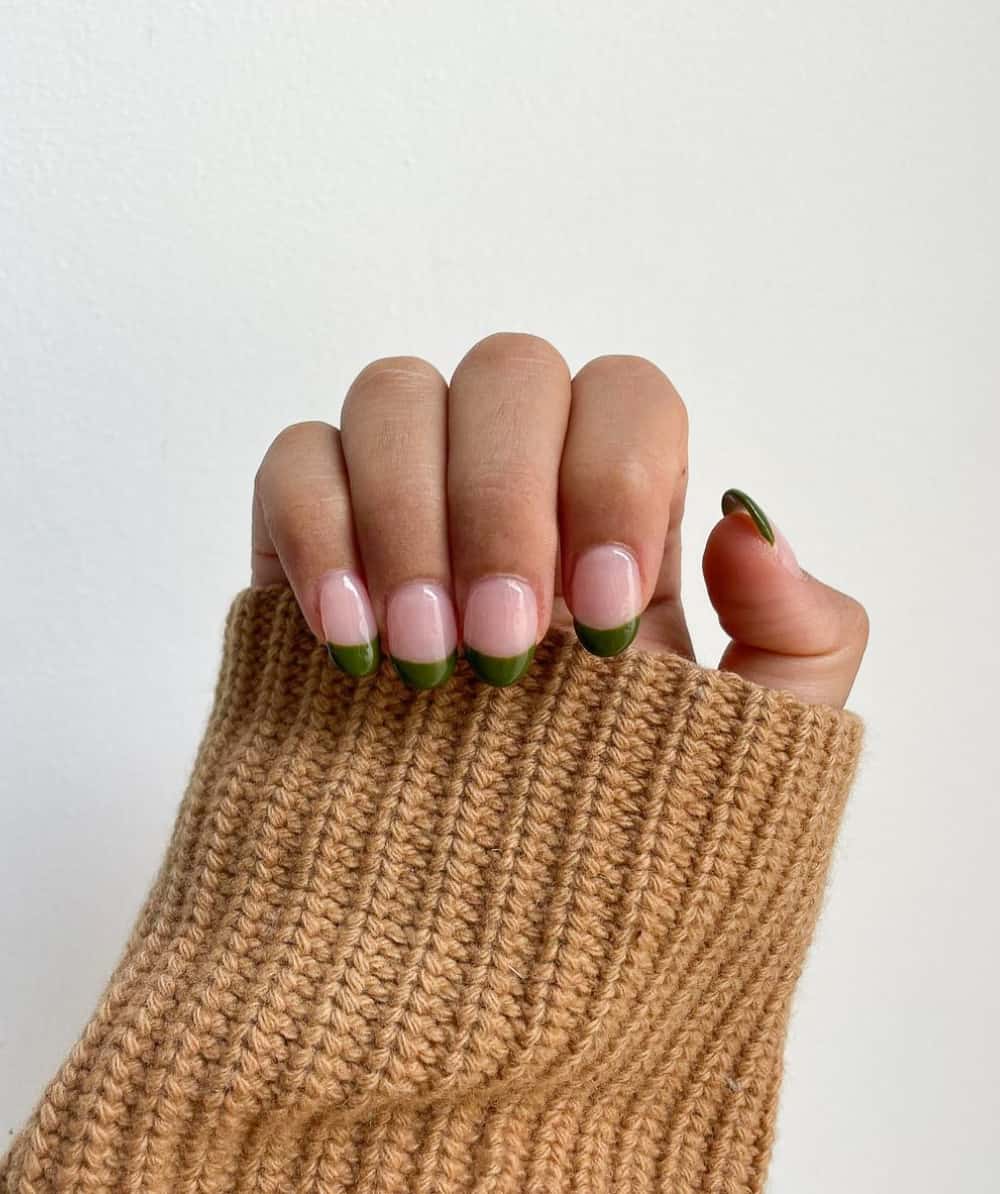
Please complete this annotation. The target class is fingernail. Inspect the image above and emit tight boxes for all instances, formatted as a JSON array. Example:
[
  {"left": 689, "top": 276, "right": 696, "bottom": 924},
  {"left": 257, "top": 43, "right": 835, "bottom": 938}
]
[
  {"left": 721, "top": 488, "right": 775, "bottom": 544},
  {"left": 462, "top": 575, "right": 537, "bottom": 687},
  {"left": 386, "top": 580, "right": 458, "bottom": 690},
  {"left": 570, "top": 544, "right": 642, "bottom": 657},
  {"left": 318, "top": 569, "right": 381, "bottom": 677},
  {"left": 721, "top": 488, "right": 802, "bottom": 576}
]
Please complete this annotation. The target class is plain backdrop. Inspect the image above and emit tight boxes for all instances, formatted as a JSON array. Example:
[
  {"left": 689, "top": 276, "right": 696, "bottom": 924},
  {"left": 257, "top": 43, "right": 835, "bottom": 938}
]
[{"left": 2, "top": 3, "right": 997, "bottom": 1190}]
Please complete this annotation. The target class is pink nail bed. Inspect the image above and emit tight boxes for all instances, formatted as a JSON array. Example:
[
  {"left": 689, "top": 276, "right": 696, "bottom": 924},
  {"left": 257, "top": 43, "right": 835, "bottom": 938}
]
[
  {"left": 571, "top": 544, "right": 642, "bottom": 630},
  {"left": 463, "top": 575, "right": 538, "bottom": 658},
  {"left": 386, "top": 580, "right": 457, "bottom": 663},
  {"left": 318, "top": 569, "right": 378, "bottom": 645}
]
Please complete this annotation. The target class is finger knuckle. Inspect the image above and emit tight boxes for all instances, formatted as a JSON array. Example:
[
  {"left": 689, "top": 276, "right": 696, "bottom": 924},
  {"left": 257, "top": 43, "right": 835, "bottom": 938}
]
[
  {"left": 362, "top": 473, "right": 444, "bottom": 529},
  {"left": 461, "top": 332, "right": 568, "bottom": 379},
  {"left": 602, "top": 456, "right": 660, "bottom": 511},
  {"left": 269, "top": 490, "right": 351, "bottom": 566},
  {"left": 451, "top": 467, "right": 548, "bottom": 524},
  {"left": 578, "top": 353, "right": 664, "bottom": 384},
  {"left": 257, "top": 421, "right": 336, "bottom": 484},
  {"left": 343, "top": 356, "right": 444, "bottom": 417},
  {"left": 269, "top": 419, "right": 335, "bottom": 454},
  {"left": 576, "top": 354, "right": 687, "bottom": 421}
]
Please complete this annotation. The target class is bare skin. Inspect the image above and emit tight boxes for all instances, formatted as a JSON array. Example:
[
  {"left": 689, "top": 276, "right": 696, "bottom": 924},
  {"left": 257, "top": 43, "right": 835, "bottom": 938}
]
[{"left": 251, "top": 333, "right": 868, "bottom": 708}]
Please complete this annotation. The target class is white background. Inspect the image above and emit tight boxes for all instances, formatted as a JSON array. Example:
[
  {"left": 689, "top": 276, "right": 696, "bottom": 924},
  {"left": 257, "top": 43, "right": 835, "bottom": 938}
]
[{"left": 2, "top": 3, "right": 997, "bottom": 1189}]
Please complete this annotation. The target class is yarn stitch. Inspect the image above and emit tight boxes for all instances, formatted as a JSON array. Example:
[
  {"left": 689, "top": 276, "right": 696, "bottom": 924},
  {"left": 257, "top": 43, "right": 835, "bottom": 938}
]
[{"left": 1, "top": 583, "right": 864, "bottom": 1193}]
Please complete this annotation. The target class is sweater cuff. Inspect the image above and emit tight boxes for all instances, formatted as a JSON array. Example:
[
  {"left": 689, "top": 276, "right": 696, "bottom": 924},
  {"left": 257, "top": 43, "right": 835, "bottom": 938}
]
[{"left": 3, "top": 582, "right": 864, "bottom": 1194}]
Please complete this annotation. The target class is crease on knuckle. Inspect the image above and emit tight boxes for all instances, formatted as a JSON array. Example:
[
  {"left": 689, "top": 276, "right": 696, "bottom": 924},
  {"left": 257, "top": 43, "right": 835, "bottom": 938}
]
[
  {"left": 255, "top": 421, "right": 337, "bottom": 498},
  {"left": 263, "top": 420, "right": 335, "bottom": 462},
  {"left": 461, "top": 332, "right": 568, "bottom": 379},
  {"left": 452, "top": 467, "right": 548, "bottom": 516},
  {"left": 270, "top": 490, "right": 349, "bottom": 551},
  {"left": 589, "top": 456, "right": 660, "bottom": 511},
  {"left": 344, "top": 356, "right": 444, "bottom": 415}
]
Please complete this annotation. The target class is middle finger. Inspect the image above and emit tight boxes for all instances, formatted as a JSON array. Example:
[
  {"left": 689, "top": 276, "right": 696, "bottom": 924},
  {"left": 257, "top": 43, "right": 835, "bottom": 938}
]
[{"left": 448, "top": 333, "right": 572, "bottom": 686}]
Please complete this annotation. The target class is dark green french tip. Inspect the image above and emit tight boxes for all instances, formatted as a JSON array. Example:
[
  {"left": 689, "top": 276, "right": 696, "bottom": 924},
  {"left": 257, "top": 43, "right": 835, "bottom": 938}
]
[
  {"left": 326, "top": 637, "right": 381, "bottom": 678},
  {"left": 390, "top": 651, "right": 457, "bottom": 690},
  {"left": 573, "top": 616, "right": 640, "bottom": 658},
  {"left": 721, "top": 488, "right": 775, "bottom": 546},
  {"left": 464, "top": 645, "right": 536, "bottom": 687}
]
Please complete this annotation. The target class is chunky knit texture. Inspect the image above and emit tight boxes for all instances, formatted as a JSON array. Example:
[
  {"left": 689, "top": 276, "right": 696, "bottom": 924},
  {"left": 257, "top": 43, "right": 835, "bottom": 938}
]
[{"left": 2, "top": 583, "right": 864, "bottom": 1194}]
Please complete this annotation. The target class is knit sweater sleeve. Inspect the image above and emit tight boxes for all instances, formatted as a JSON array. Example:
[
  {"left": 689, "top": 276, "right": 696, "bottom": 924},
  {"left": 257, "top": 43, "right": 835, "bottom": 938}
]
[{"left": 2, "top": 583, "right": 864, "bottom": 1194}]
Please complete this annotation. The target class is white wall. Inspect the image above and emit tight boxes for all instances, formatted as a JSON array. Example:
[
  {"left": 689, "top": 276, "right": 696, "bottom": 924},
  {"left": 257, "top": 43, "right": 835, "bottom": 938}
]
[{"left": 2, "top": 3, "right": 997, "bottom": 1189}]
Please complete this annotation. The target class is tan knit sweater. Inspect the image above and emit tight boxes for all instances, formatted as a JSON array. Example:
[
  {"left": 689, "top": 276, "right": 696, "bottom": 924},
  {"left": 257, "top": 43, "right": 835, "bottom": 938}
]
[{"left": 2, "top": 583, "right": 864, "bottom": 1194}]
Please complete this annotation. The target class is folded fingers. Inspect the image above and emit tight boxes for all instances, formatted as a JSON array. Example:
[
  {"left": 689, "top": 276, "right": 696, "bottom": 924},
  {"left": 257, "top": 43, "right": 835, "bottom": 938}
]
[{"left": 252, "top": 337, "right": 694, "bottom": 688}]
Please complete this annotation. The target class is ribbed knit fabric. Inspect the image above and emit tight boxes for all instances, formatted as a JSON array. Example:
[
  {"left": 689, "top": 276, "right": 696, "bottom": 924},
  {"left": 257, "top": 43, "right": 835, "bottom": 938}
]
[{"left": 2, "top": 583, "right": 864, "bottom": 1194}]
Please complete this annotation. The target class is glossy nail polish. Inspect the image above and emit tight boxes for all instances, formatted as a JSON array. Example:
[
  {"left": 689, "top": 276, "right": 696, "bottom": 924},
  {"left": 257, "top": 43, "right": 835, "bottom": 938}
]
[
  {"left": 463, "top": 575, "right": 537, "bottom": 686},
  {"left": 570, "top": 544, "right": 642, "bottom": 657},
  {"left": 721, "top": 488, "right": 802, "bottom": 576},
  {"left": 386, "top": 580, "right": 458, "bottom": 689},
  {"left": 721, "top": 488, "right": 775, "bottom": 544},
  {"left": 318, "top": 569, "right": 381, "bottom": 677}
]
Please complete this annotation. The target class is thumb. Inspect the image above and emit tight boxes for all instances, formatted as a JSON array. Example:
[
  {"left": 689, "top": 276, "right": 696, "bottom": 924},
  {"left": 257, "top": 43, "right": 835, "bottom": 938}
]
[{"left": 702, "top": 489, "right": 869, "bottom": 708}]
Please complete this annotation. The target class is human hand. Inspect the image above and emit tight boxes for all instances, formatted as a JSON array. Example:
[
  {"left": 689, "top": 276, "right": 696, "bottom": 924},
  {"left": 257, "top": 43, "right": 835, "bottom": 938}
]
[{"left": 252, "top": 334, "right": 868, "bottom": 707}]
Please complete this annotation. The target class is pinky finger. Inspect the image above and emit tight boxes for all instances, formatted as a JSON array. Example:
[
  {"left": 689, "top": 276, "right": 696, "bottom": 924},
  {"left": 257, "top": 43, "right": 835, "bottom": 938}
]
[{"left": 252, "top": 421, "right": 381, "bottom": 677}]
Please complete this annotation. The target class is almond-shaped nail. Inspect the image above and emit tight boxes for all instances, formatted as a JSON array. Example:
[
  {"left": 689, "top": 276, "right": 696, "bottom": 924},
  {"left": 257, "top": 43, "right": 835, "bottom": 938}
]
[
  {"left": 463, "top": 575, "right": 537, "bottom": 686},
  {"left": 721, "top": 488, "right": 802, "bottom": 576},
  {"left": 318, "top": 569, "right": 381, "bottom": 677},
  {"left": 570, "top": 544, "right": 642, "bottom": 657},
  {"left": 721, "top": 488, "right": 775, "bottom": 544},
  {"left": 386, "top": 580, "right": 458, "bottom": 690}
]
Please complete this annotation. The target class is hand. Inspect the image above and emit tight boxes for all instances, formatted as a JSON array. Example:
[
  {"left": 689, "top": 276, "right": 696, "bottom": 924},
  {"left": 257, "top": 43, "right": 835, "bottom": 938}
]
[{"left": 251, "top": 334, "right": 868, "bottom": 707}]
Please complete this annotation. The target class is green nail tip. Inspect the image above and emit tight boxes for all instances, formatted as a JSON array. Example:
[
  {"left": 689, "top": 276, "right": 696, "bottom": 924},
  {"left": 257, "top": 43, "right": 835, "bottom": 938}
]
[
  {"left": 390, "top": 651, "right": 457, "bottom": 690},
  {"left": 721, "top": 488, "right": 775, "bottom": 546},
  {"left": 573, "top": 617, "right": 640, "bottom": 658},
  {"left": 326, "top": 637, "right": 381, "bottom": 678},
  {"left": 464, "top": 645, "right": 536, "bottom": 687}
]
